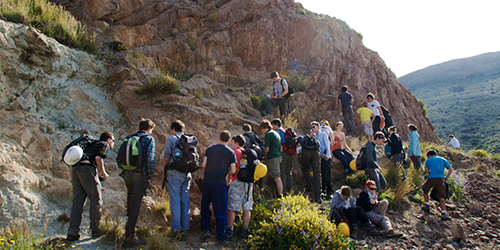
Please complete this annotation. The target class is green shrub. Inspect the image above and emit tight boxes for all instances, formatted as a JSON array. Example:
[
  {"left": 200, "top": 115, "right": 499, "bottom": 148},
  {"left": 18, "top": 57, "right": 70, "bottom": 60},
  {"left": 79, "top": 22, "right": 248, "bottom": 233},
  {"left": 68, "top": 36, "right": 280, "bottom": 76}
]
[
  {"left": 417, "top": 99, "right": 427, "bottom": 117},
  {"left": 492, "top": 153, "right": 500, "bottom": 161},
  {"left": 249, "top": 194, "right": 351, "bottom": 249},
  {"left": 393, "top": 179, "right": 414, "bottom": 207},
  {"left": 407, "top": 167, "right": 423, "bottom": 189},
  {"left": 469, "top": 149, "right": 489, "bottom": 159},
  {"left": 382, "top": 164, "right": 400, "bottom": 186},
  {"left": 448, "top": 172, "right": 467, "bottom": 201},
  {"left": 378, "top": 190, "right": 395, "bottom": 210},
  {"left": 101, "top": 210, "right": 125, "bottom": 245},
  {"left": 250, "top": 96, "right": 261, "bottom": 109},
  {"left": 345, "top": 171, "right": 367, "bottom": 190},
  {"left": 139, "top": 72, "right": 180, "bottom": 95},
  {"left": 286, "top": 70, "right": 314, "bottom": 91}
]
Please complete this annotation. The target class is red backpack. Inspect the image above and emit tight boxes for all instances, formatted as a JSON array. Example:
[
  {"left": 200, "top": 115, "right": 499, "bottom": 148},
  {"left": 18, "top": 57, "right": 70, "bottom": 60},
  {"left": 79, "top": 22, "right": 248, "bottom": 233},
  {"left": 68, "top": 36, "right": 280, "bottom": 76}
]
[{"left": 282, "top": 128, "right": 297, "bottom": 155}]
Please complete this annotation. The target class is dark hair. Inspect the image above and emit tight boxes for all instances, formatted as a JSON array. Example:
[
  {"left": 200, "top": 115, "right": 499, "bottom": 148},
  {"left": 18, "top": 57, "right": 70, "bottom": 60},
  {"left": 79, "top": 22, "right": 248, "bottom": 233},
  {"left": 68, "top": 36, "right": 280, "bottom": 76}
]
[
  {"left": 259, "top": 119, "right": 272, "bottom": 130},
  {"left": 388, "top": 126, "right": 396, "bottom": 132},
  {"left": 171, "top": 120, "right": 185, "bottom": 132},
  {"left": 341, "top": 186, "right": 352, "bottom": 196},
  {"left": 310, "top": 121, "right": 320, "bottom": 127},
  {"left": 100, "top": 132, "right": 114, "bottom": 141},
  {"left": 367, "top": 93, "right": 375, "bottom": 100},
  {"left": 270, "top": 71, "right": 279, "bottom": 79},
  {"left": 139, "top": 118, "right": 155, "bottom": 131},
  {"left": 373, "top": 131, "right": 386, "bottom": 140},
  {"left": 220, "top": 130, "right": 231, "bottom": 142},
  {"left": 242, "top": 124, "right": 252, "bottom": 132},
  {"left": 271, "top": 118, "right": 282, "bottom": 127},
  {"left": 408, "top": 124, "right": 418, "bottom": 131},
  {"left": 426, "top": 149, "right": 437, "bottom": 157},
  {"left": 341, "top": 86, "right": 348, "bottom": 92},
  {"left": 361, "top": 100, "right": 368, "bottom": 107},
  {"left": 232, "top": 135, "right": 246, "bottom": 147},
  {"left": 449, "top": 134, "right": 455, "bottom": 138}
]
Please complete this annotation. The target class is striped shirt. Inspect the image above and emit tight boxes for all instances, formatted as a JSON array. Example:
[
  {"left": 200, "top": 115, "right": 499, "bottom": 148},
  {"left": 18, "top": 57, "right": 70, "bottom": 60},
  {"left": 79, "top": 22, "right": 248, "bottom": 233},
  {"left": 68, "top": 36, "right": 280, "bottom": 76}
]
[{"left": 136, "top": 131, "right": 156, "bottom": 179}]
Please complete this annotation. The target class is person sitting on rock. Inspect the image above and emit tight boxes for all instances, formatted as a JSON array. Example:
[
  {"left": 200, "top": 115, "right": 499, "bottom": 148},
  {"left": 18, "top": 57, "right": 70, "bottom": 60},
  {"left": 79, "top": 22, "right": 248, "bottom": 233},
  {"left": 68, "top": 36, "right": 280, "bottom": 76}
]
[
  {"left": 330, "top": 185, "right": 381, "bottom": 238},
  {"left": 356, "top": 180, "right": 403, "bottom": 238},
  {"left": 261, "top": 71, "right": 289, "bottom": 117},
  {"left": 331, "top": 121, "right": 354, "bottom": 174}
]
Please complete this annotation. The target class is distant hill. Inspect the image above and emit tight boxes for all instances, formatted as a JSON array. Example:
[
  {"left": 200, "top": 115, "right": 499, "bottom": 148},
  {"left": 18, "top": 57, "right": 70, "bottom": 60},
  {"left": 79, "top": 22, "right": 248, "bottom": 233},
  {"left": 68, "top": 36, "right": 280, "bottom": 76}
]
[{"left": 399, "top": 52, "right": 500, "bottom": 153}]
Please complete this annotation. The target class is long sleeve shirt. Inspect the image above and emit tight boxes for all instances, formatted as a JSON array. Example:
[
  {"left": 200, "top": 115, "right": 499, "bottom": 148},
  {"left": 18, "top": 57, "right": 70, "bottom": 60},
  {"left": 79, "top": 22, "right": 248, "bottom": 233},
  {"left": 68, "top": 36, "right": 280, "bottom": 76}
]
[
  {"left": 408, "top": 131, "right": 422, "bottom": 157},
  {"left": 137, "top": 131, "right": 156, "bottom": 179},
  {"left": 365, "top": 141, "right": 380, "bottom": 169},
  {"left": 317, "top": 131, "right": 331, "bottom": 159}
]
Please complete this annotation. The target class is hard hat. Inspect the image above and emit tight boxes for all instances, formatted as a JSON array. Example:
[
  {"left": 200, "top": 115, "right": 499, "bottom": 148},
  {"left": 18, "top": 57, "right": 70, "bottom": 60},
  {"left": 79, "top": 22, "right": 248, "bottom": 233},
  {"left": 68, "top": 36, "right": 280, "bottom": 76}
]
[
  {"left": 254, "top": 162, "right": 267, "bottom": 181},
  {"left": 349, "top": 160, "right": 357, "bottom": 171},
  {"left": 64, "top": 146, "right": 84, "bottom": 165},
  {"left": 338, "top": 222, "right": 350, "bottom": 237}
]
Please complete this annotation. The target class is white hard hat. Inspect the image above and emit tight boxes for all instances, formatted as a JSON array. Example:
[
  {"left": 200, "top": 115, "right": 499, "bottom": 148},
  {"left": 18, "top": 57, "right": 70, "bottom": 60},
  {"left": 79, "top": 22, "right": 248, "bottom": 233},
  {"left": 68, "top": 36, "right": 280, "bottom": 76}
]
[{"left": 64, "top": 146, "right": 84, "bottom": 165}]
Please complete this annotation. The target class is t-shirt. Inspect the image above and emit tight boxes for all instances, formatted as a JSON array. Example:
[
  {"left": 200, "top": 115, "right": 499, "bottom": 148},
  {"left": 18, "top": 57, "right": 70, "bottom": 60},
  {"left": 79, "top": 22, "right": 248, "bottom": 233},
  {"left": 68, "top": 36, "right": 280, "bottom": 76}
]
[
  {"left": 425, "top": 156, "right": 451, "bottom": 179},
  {"left": 264, "top": 129, "right": 282, "bottom": 159},
  {"left": 320, "top": 124, "right": 333, "bottom": 140},
  {"left": 338, "top": 92, "right": 353, "bottom": 109},
  {"left": 357, "top": 107, "right": 373, "bottom": 123},
  {"left": 203, "top": 144, "right": 237, "bottom": 185},
  {"left": 367, "top": 100, "right": 381, "bottom": 116},
  {"left": 230, "top": 147, "right": 243, "bottom": 182},
  {"left": 272, "top": 78, "right": 288, "bottom": 96},
  {"left": 86, "top": 141, "right": 109, "bottom": 166},
  {"left": 449, "top": 138, "right": 460, "bottom": 148},
  {"left": 276, "top": 128, "right": 285, "bottom": 144}
]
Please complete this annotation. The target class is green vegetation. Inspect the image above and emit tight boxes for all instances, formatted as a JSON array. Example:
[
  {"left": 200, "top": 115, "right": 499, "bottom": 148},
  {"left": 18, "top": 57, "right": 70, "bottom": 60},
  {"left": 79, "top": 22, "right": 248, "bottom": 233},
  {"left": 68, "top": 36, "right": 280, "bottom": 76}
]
[
  {"left": 469, "top": 149, "right": 489, "bottom": 159},
  {"left": 345, "top": 171, "right": 367, "bottom": 190},
  {"left": 138, "top": 71, "right": 180, "bottom": 96},
  {"left": 1, "top": 0, "right": 97, "bottom": 54},
  {"left": 249, "top": 194, "right": 352, "bottom": 249},
  {"left": 417, "top": 99, "right": 427, "bottom": 117},
  {"left": 285, "top": 70, "right": 314, "bottom": 92}
]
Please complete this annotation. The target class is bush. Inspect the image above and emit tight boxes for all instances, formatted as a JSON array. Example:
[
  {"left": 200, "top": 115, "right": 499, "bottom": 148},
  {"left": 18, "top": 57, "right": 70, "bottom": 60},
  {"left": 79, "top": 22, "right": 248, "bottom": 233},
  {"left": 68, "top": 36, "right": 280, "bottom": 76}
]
[
  {"left": 382, "top": 164, "right": 400, "bottom": 186},
  {"left": 492, "top": 153, "right": 500, "bottom": 161},
  {"left": 250, "top": 96, "right": 261, "bottom": 109},
  {"left": 344, "top": 171, "right": 367, "bottom": 190},
  {"left": 393, "top": 179, "right": 415, "bottom": 207},
  {"left": 417, "top": 99, "right": 427, "bottom": 117},
  {"left": 407, "top": 167, "right": 423, "bottom": 190},
  {"left": 101, "top": 210, "right": 125, "bottom": 245},
  {"left": 469, "top": 149, "right": 489, "bottom": 159},
  {"left": 378, "top": 191, "right": 395, "bottom": 210},
  {"left": 138, "top": 72, "right": 180, "bottom": 96},
  {"left": 248, "top": 194, "right": 351, "bottom": 249},
  {"left": 448, "top": 172, "right": 467, "bottom": 201}
]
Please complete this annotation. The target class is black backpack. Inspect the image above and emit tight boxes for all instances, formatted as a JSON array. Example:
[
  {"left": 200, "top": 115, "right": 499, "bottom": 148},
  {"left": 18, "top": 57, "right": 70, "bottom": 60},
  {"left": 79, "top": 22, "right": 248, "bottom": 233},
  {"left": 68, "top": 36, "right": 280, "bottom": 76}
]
[
  {"left": 237, "top": 148, "right": 259, "bottom": 183},
  {"left": 61, "top": 134, "right": 97, "bottom": 166},
  {"left": 116, "top": 133, "right": 148, "bottom": 171},
  {"left": 273, "top": 78, "right": 294, "bottom": 99},
  {"left": 302, "top": 134, "right": 319, "bottom": 150},
  {"left": 381, "top": 106, "right": 394, "bottom": 128},
  {"left": 356, "top": 143, "right": 369, "bottom": 170},
  {"left": 244, "top": 131, "right": 265, "bottom": 160},
  {"left": 169, "top": 134, "right": 200, "bottom": 173},
  {"left": 282, "top": 128, "right": 297, "bottom": 155}
]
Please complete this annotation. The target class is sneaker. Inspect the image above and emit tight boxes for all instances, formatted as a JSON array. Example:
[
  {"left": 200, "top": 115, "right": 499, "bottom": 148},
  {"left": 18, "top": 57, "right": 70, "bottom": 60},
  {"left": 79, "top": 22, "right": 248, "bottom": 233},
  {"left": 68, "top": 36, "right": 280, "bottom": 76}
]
[
  {"left": 422, "top": 204, "right": 430, "bottom": 213},
  {"left": 92, "top": 229, "right": 105, "bottom": 238},
  {"left": 122, "top": 238, "right": 145, "bottom": 248},
  {"left": 225, "top": 228, "right": 233, "bottom": 239},
  {"left": 350, "top": 227, "right": 359, "bottom": 239},
  {"left": 314, "top": 198, "right": 323, "bottom": 204},
  {"left": 441, "top": 213, "right": 451, "bottom": 221},
  {"left": 65, "top": 234, "right": 80, "bottom": 241},
  {"left": 385, "top": 229, "right": 403, "bottom": 238},
  {"left": 199, "top": 230, "right": 211, "bottom": 240},
  {"left": 181, "top": 230, "right": 189, "bottom": 241},
  {"left": 239, "top": 228, "right": 249, "bottom": 239},
  {"left": 366, "top": 226, "right": 382, "bottom": 236}
]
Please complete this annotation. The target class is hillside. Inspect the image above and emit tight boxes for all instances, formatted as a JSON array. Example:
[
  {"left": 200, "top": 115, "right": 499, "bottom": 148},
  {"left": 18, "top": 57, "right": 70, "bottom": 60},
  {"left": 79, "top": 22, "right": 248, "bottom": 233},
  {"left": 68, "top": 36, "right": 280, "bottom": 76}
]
[{"left": 399, "top": 52, "right": 500, "bottom": 152}]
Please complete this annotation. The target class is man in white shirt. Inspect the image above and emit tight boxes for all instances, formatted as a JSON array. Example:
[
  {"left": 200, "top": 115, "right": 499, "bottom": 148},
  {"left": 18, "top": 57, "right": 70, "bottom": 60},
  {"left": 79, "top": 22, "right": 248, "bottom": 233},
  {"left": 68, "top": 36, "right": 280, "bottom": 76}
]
[
  {"left": 446, "top": 134, "right": 460, "bottom": 148},
  {"left": 367, "top": 93, "right": 383, "bottom": 134}
]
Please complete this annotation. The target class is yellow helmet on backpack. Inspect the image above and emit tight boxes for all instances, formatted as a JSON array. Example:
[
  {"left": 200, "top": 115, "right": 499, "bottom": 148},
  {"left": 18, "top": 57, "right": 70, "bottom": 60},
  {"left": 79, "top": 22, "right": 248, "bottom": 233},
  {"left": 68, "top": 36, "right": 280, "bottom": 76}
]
[{"left": 254, "top": 162, "right": 267, "bottom": 181}]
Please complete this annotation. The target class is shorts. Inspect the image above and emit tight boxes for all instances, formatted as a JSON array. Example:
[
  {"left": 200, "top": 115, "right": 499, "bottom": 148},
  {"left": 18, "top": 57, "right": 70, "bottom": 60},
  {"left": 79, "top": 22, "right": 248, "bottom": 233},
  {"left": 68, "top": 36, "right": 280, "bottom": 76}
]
[
  {"left": 423, "top": 178, "right": 446, "bottom": 199},
  {"left": 362, "top": 121, "right": 373, "bottom": 137},
  {"left": 228, "top": 179, "right": 253, "bottom": 211},
  {"left": 265, "top": 156, "right": 282, "bottom": 179}
]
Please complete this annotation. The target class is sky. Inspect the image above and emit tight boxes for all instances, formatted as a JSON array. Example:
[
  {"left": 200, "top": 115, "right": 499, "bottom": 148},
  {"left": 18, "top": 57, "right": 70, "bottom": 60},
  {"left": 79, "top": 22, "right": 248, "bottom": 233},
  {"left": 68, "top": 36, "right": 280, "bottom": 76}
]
[{"left": 296, "top": 0, "right": 500, "bottom": 77}]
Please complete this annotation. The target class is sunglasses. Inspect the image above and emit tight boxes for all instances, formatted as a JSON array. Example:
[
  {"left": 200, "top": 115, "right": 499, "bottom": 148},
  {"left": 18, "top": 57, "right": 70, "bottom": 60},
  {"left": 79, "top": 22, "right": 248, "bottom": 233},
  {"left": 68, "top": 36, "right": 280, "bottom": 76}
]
[
  {"left": 311, "top": 125, "right": 317, "bottom": 129},
  {"left": 368, "top": 187, "right": 377, "bottom": 191}
]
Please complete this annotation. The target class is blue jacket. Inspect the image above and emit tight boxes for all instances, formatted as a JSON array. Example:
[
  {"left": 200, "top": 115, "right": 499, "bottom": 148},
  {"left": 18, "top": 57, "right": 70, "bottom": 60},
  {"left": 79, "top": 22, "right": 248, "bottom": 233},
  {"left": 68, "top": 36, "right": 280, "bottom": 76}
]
[{"left": 408, "top": 130, "right": 422, "bottom": 157}]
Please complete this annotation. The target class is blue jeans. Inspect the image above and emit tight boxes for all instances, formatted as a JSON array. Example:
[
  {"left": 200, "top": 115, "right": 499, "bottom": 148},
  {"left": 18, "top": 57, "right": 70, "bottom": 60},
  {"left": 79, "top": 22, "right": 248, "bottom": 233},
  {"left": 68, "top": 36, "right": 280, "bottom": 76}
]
[
  {"left": 201, "top": 183, "right": 228, "bottom": 240},
  {"left": 333, "top": 149, "right": 354, "bottom": 172},
  {"left": 167, "top": 169, "right": 192, "bottom": 231}
]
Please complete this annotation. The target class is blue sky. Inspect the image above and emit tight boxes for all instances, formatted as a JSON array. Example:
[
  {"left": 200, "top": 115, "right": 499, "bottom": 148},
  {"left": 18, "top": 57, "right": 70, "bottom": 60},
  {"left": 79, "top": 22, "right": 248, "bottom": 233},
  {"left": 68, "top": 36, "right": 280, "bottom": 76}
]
[{"left": 296, "top": 0, "right": 500, "bottom": 77}]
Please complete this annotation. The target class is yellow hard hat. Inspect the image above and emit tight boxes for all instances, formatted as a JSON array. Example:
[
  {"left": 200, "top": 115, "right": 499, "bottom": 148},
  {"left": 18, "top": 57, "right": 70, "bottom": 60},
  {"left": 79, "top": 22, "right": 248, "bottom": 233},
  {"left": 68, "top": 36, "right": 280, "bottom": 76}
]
[
  {"left": 338, "top": 222, "right": 350, "bottom": 237},
  {"left": 254, "top": 162, "right": 267, "bottom": 181},
  {"left": 349, "top": 160, "right": 357, "bottom": 171}
]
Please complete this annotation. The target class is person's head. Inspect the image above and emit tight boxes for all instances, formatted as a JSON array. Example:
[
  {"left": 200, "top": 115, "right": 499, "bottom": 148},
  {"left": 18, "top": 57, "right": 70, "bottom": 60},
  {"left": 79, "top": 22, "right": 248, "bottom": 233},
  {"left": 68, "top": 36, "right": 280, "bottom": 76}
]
[
  {"left": 259, "top": 119, "right": 272, "bottom": 132},
  {"left": 220, "top": 130, "right": 231, "bottom": 143},
  {"left": 271, "top": 118, "right": 282, "bottom": 130},
  {"left": 242, "top": 124, "right": 252, "bottom": 132},
  {"left": 340, "top": 186, "right": 352, "bottom": 200},
  {"left": 139, "top": 118, "right": 155, "bottom": 133},
  {"left": 100, "top": 132, "right": 115, "bottom": 149},
  {"left": 335, "top": 121, "right": 344, "bottom": 131},
  {"left": 373, "top": 132, "right": 386, "bottom": 145},
  {"left": 341, "top": 86, "right": 348, "bottom": 92},
  {"left": 361, "top": 100, "right": 368, "bottom": 107},
  {"left": 426, "top": 149, "right": 437, "bottom": 158},
  {"left": 310, "top": 121, "right": 320, "bottom": 133},
  {"left": 232, "top": 134, "right": 246, "bottom": 147},
  {"left": 171, "top": 120, "right": 185, "bottom": 133},
  {"left": 365, "top": 180, "right": 377, "bottom": 194},
  {"left": 270, "top": 71, "right": 279, "bottom": 81},
  {"left": 388, "top": 126, "right": 397, "bottom": 134},
  {"left": 367, "top": 93, "right": 375, "bottom": 102},
  {"left": 320, "top": 119, "right": 330, "bottom": 127},
  {"left": 408, "top": 124, "right": 418, "bottom": 131},
  {"left": 449, "top": 134, "right": 455, "bottom": 139}
]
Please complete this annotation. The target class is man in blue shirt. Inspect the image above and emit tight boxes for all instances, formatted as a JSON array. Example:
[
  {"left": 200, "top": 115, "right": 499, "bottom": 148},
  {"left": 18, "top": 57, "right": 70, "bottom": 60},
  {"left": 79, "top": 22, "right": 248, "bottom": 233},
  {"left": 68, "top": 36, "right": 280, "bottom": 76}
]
[{"left": 422, "top": 149, "right": 454, "bottom": 221}]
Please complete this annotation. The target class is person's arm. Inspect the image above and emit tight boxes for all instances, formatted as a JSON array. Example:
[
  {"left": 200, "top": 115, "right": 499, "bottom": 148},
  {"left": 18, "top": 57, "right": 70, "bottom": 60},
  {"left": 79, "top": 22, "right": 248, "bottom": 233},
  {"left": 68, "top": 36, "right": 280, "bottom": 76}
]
[
  {"left": 342, "top": 133, "right": 352, "bottom": 153},
  {"left": 445, "top": 166, "right": 454, "bottom": 180},
  {"left": 278, "top": 84, "right": 288, "bottom": 98},
  {"left": 145, "top": 137, "right": 156, "bottom": 180},
  {"left": 338, "top": 98, "right": 343, "bottom": 111},
  {"left": 95, "top": 156, "right": 109, "bottom": 181},
  {"left": 366, "top": 143, "right": 380, "bottom": 169},
  {"left": 228, "top": 163, "right": 236, "bottom": 176},
  {"left": 201, "top": 156, "right": 207, "bottom": 176}
]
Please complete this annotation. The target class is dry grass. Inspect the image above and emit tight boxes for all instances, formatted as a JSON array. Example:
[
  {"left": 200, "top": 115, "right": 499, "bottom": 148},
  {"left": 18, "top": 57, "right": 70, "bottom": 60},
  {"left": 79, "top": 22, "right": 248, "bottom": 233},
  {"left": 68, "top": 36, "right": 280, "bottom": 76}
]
[{"left": 283, "top": 109, "right": 298, "bottom": 129}]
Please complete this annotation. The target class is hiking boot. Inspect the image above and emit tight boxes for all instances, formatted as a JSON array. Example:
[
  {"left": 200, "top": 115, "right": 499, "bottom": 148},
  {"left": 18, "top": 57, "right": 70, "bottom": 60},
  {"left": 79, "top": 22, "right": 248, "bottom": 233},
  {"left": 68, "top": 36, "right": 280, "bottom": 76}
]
[
  {"left": 199, "top": 230, "right": 211, "bottom": 240},
  {"left": 181, "top": 230, "right": 189, "bottom": 241},
  {"left": 92, "top": 229, "right": 105, "bottom": 238},
  {"left": 314, "top": 198, "right": 323, "bottom": 204},
  {"left": 65, "top": 234, "right": 80, "bottom": 241},
  {"left": 422, "top": 204, "right": 430, "bottom": 213},
  {"left": 441, "top": 213, "right": 451, "bottom": 221},
  {"left": 385, "top": 229, "right": 403, "bottom": 238},
  {"left": 239, "top": 228, "right": 249, "bottom": 239},
  {"left": 122, "top": 238, "right": 145, "bottom": 248},
  {"left": 169, "top": 230, "right": 182, "bottom": 239},
  {"left": 225, "top": 228, "right": 233, "bottom": 239},
  {"left": 366, "top": 226, "right": 382, "bottom": 236},
  {"left": 350, "top": 227, "right": 359, "bottom": 239}
]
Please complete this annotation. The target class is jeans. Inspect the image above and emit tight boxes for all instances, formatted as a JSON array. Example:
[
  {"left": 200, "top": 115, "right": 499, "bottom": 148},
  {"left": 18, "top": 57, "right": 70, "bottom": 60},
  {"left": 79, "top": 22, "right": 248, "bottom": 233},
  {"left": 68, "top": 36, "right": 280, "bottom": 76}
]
[
  {"left": 167, "top": 169, "right": 192, "bottom": 232},
  {"left": 364, "top": 168, "right": 386, "bottom": 193},
  {"left": 265, "top": 97, "right": 286, "bottom": 116},
  {"left": 299, "top": 149, "right": 321, "bottom": 200},
  {"left": 201, "top": 183, "right": 228, "bottom": 240},
  {"left": 123, "top": 172, "right": 149, "bottom": 238},
  {"left": 280, "top": 153, "right": 294, "bottom": 193},
  {"left": 321, "top": 158, "right": 333, "bottom": 196},
  {"left": 342, "top": 108, "right": 355, "bottom": 133},
  {"left": 68, "top": 163, "right": 102, "bottom": 236},
  {"left": 372, "top": 116, "right": 381, "bottom": 134},
  {"left": 332, "top": 149, "right": 354, "bottom": 172}
]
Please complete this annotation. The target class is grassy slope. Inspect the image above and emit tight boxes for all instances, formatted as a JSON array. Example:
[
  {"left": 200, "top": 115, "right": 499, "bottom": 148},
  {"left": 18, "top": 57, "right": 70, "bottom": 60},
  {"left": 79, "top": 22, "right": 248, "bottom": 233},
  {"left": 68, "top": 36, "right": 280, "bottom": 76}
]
[{"left": 398, "top": 52, "right": 500, "bottom": 153}]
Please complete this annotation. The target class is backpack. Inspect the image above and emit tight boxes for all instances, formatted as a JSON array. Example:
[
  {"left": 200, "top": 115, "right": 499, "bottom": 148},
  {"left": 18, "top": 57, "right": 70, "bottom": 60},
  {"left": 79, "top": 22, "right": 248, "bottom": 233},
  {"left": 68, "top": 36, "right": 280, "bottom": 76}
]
[
  {"left": 282, "top": 128, "right": 297, "bottom": 155},
  {"left": 273, "top": 78, "right": 294, "bottom": 99},
  {"left": 356, "top": 143, "right": 369, "bottom": 170},
  {"left": 116, "top": 133, "right": 148, "bottom": 171},
  {"left": 302, "top": 134, "right": 319, "bottom": 150},
  {"left": 61, "top": 134, "right": 97, "bottom": 166},
  {"left": 244, "top": 132, "right": 265, "bottom": 160},
  {"left": 237, "top": 148, "right": 259, "bottom": 183},
  {"left": 169, "top": 134, "right": 200, "bottom": 173},
  {"left": 381, "top": 106, "right": 393, "bottom": 128}
]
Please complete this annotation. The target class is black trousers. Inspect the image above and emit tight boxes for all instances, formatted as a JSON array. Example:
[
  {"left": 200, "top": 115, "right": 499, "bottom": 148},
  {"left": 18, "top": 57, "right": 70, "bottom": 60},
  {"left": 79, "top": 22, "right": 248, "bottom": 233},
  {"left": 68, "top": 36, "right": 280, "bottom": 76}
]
[{"left": 344, "top": 207, "right": 371, "bottom": 228}]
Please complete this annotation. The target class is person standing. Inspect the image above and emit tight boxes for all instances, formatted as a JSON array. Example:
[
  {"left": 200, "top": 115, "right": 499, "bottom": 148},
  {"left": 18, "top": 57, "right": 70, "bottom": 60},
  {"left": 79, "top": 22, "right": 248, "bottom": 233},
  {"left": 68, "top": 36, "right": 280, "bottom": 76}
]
[
  {"left": 260, "top": 119, "right": 284, "bottom": 196},
  {"left": 386, "top": 126, "right": 406, "bottom": 179},
  {"left": 446, "top": 134, "right": 460, "bottom": 149},
  {"left": 338, "top": 86, "right": 356, "bottom": 134},
  {"left": 162, "top": 120, "right": 190, "bottom": 240},
  {"left": 311, "top": 121, "right": 333, "bottom": 200},
  {"left": 122, "top": 119, "right": 156, "bottom": 247},
  {"left": 422, "top": 150, "right": 454, "bottom": 221},
  {"left": 364, "top": 132, "right": 387, "bottom": 192},
  {"left": 331, "top": 121, "right": 354, "bottom": 174},
  {"left": 262, "top": 72, "right": 289, "bottom": 117},
  {"left": 407, "top": 124, "right": 422, "bottom": 172},
  {"left": 320, "top": 119, "right": 335, "bottom": 152},
  {"left": 66, "top": 132, "right": 114, "bottom": 241},
  {"left": 298, "top": 122, "right": 322, "bottom": 203},
  {"left": 271, "top": 118, "right": 293, "bottom": 194},
  {"left": 356, "top": 101, "right": 374, "bottom": 140},
  {"left": 367, "top": 93, "right": 383, "bottom": 134},
  {"left": 200, "top": 131, "right": 236, "bottom": 241}
]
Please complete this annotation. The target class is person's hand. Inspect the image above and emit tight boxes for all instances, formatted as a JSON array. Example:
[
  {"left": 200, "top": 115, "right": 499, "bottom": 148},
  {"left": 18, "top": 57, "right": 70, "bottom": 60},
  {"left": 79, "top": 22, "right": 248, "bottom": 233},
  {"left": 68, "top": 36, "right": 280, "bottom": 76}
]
[
  {"left": 102, "top": 172, "right": 109, "bottom": 181},
  {"left": 273, "top": 95, "right": 279, "bottom": 99}
]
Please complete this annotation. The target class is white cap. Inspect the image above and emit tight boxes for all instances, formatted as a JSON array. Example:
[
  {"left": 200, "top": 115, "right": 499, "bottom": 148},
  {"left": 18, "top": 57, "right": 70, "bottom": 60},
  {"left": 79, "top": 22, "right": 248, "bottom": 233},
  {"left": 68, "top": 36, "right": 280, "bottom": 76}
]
[{"left": 64, "top": 146, "right": 84, "bottom": 165}]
